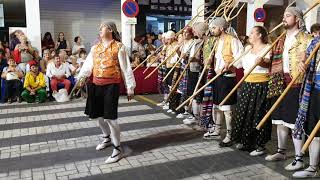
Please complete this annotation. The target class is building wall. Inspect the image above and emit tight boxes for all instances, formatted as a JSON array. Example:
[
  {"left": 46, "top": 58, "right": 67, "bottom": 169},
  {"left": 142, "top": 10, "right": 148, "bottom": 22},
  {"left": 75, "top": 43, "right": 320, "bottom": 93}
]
[{"left": 39, "top": 0, "right": 121, "bottom": 51}]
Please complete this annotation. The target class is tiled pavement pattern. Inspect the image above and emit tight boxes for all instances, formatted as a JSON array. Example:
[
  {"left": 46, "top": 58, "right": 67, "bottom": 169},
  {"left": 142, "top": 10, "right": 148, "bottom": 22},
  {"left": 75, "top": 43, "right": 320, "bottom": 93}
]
[{"left": 0, "top": 96, "right": 313, "bottom": 180}]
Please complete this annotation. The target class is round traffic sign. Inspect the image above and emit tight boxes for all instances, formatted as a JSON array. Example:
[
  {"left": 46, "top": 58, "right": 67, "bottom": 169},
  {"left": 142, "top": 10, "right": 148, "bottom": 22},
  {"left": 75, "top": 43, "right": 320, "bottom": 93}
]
[
  {"left": 122, "top": 0, "right": 139, "bottom": 18},
  {"left": 254, "top": 8, "right": 266, "bottom": 22}
]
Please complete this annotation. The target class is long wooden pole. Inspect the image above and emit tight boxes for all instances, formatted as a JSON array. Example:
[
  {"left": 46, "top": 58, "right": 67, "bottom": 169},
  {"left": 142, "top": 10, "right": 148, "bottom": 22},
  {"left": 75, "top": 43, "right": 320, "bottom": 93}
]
[
  {"left": 162, "top": 40, "right": 196, "bottom": 82},
  {"left": 144, "top": 45, "right": 181, "bottom": 79},
  {"left": 301, "top": 120, "right": 320, "bottom": 154},
  {"left": 165, "top": 41, "right": 204, "bottom": 103},
  {"left": 175, "top": 45, "right": 252, "bottom": 111},
  {"left": 219, "top": 32, "right": 286, "bottom": 106},
  {"left": 256, "top": 42, "right": 320, "bottom": 130},
  {"left": 133, "top": 45, "right": 163, "bottom": 72},
  {"left": 133, "top": 4, "right": 206, "bottom": 73}
]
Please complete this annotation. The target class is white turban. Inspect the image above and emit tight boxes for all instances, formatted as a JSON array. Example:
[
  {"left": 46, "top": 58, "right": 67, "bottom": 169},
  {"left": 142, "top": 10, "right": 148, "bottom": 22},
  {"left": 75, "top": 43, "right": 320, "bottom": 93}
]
[
  {"left": 165, "top": 31, "right": 176, "bottom": 39},
  {"left": 285, "top": 7, "right": 305, "bottom": 30},
  {"left": 210, "top": 17, "right": 229, "bottom": 29}
]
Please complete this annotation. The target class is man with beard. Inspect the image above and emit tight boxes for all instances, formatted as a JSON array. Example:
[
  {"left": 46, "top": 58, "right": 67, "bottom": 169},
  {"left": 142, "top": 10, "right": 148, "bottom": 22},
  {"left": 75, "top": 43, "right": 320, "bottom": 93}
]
[
  {"left": 265, "top": 7, "right": 313, "bottom": 172},
  {"left": 202, "top": 17, "right": 243, "bottom": 147}
]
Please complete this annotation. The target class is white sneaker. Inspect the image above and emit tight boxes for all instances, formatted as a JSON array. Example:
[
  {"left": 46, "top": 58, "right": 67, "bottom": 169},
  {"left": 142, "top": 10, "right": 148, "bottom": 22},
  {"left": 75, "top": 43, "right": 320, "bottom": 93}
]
[
  {"left": 96, "top": 136, "right": 111, "bottom": 151},
  {"left": 105, "top": 146, "right": 122, "bottom": 164},
  {"left": 183, "top": 117, "right": 197, "bottom": 125},
  {"left": 176, "top": 113, "right": 185, "bottom": 119},
  {"left": 249, "top": 149, "right": 266, "bottom": 156},
  {"left": 285, "top": 157, "right": 304, "bottom": 171},
  {"left": 157, "top": 101, "right": 165, "bottom": 106},
  {"left": 293, "top": 166, "right": 319, "bottom": 178},
  {"left": 203, "top": 130, "right": 220, "bottom": 140},
  {"left": 265, "top": 152, "right": 287, "bottom": 161},
  {"left": 167, "top": 109, "right": 173, "bottom": 113},
  {"left": 183, "top": 112, "right": 189, "bottom": 116},
  {"left": 162, "top": 104, "right": 169, "bottom": 110}
]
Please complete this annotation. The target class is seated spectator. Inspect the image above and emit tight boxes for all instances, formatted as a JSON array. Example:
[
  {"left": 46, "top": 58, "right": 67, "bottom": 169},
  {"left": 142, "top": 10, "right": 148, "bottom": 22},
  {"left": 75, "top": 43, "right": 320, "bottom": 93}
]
[
  {"left": 59, "top": 50, "right": 68, "bottom": 63},
  {"left": 9, "top": 30, "right": 24, "bottom": 51},
  {"left": 21, "top": 61, "right": 46, "bottom": 103},
  {"left": 1, "top": 56, "right": 23, "bottom": 103},
  {"left": 77, "top": 49, "right": 86, "bottom": 68},
  {"left": 69, "top": 55, "right": 80, "bottom": 76},
  {"left": 13, "top": 35, "right": 34, "bottom": 73},
  {"left": 56, "top": 32, "right": 71, "bottom": 54},
  {"left": 311, "top": 23, "right": 320, "bottom": 37},
  {"left": 154, "top": 33, "right": 163, "bottom": 48},
  {"left": 41, "top": 32, "right": 55, "bottom": 52},
  {"left": 46, "top": 54, "right": 71, "bottom": 94},
  {"left": 50, "top": 49, "right": 56, "bottom": 59},
  {"left": 26, "top": 48, "right": 41, "bottom": 73},
  {"left": 144, "top": 37, "right": 156, "bottom": 56},
  {"left": 132, "top": 36, "right": 146, "bottom": 60},
  {"left": 0, "top": 50, "right": 8, "bottom": 99},
  {"left": 40, "top": 49, "right": 51, "bottom": 74},
  {"left": 72, "top": 36, "right": 85, "bottom": 56},
  {"left": 0, "top": 41, "right": 10, "bottom": 59}
]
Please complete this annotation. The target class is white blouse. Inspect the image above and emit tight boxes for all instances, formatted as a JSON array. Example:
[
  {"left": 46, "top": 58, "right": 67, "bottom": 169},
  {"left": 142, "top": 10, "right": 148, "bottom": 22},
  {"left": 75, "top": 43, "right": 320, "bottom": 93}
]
[{"left": 235, "top": 45, "right": 271, "bottom": 74}]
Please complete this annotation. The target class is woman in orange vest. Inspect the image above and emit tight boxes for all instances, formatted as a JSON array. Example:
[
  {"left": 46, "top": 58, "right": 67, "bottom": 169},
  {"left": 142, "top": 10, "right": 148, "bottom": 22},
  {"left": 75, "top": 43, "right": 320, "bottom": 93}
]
[{"left": 78, "top": 21, "right": 136, "bottom": 164}]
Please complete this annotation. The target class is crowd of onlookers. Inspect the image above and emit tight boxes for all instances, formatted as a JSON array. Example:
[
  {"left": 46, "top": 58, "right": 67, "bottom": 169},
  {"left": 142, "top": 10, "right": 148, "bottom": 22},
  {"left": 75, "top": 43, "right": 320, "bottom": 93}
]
[
  {"left": 0, "top": 30, "right": 87, "bottom": 104},
  {"left": 0, "top": 29, "right": 164, "bottom": 104}
]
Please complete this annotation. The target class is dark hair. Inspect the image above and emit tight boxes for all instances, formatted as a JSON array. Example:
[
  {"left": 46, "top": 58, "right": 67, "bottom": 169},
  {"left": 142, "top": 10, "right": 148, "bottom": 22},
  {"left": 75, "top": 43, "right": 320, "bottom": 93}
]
[
  {"left": 79, "top": 49, "right": 86, "bottom": 55},
  {"left": 42, "top": 32, "right": 54, "bottom": 43},
  {"left": 74, "top": 36, "right": 80, "bottom": 43},
  {"left": 311, "top": 23, "right": 320, "bottom": 33},
  {"left": 254, "top": 26, "right": 268, "bottom": 44}
]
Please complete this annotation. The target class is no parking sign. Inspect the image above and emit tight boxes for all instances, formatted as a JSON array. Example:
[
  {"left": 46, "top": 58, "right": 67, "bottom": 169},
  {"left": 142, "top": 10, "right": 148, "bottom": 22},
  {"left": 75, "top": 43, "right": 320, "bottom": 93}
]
[
  {"left": 122, "top": 0, "right": 139, "bottom": 18},
  {"left": 254, "top": 8, "right": 266, "bottom": 22}
]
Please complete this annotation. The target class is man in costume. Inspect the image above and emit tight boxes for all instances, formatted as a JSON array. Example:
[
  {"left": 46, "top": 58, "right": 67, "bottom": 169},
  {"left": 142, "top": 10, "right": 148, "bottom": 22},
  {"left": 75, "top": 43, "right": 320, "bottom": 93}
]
[
  {"left": 265, "top": 7, "right": 313, "bottom": 172},
  {"left": 78, "top": 21, "right": 136, "bottom": 164},
  {"left": 182, "top": 22, "right": 208, "bottom": 125},
  {"left": 292, "top": 36, "right": 320, "bottom": 178},
  {"left": 202, "top": 17, "right": 243, "bottom": 148}
]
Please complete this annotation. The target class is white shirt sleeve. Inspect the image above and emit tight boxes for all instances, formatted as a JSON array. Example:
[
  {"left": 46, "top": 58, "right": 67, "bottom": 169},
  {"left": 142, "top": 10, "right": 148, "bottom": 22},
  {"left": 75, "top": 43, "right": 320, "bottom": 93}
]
[
  {"left": 231, "top": 37, "right": 244, "bottom": 61},
  {"left": 78, "top": 46, "right": 94, "bottom": 79},
  {"left": 46, "top": 63, "right": 53, "bottom": 78},
  {"left": 118, "top": 45, "right": 136, "bottom": 95},
  {"left": 64, "top": 63, "right": 71, "bottom": 78}
]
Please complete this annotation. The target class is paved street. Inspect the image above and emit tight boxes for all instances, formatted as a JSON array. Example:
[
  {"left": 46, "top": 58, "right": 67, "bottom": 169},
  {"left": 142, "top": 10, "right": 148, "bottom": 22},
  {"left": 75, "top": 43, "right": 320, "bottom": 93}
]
[{"left": 0, "top": 95, "right": 313, "bottom": 180}]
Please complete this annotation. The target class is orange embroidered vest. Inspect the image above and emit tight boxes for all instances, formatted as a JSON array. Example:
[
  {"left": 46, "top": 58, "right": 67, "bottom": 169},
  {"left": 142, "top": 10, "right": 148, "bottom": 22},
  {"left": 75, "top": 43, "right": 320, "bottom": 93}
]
[
  {"left": 222, "top": 34, "right": 234, "bottom": 64},
  {"left": 93, "top": 40, "right": 122, "bottom": 85}
]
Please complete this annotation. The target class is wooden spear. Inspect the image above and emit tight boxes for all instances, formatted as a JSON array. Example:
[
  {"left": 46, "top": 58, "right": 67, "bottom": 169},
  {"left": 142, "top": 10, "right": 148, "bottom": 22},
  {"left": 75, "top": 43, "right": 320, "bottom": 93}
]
[{"left": 256, "top": 42, "right": 320, "bottom": 130}]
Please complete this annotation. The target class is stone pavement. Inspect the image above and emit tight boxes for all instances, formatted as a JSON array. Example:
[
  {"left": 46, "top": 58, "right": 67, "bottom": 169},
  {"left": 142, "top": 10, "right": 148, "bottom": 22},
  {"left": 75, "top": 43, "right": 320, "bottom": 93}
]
[{"left": 0, "top": 95, "right": 315, "bottom": 180}]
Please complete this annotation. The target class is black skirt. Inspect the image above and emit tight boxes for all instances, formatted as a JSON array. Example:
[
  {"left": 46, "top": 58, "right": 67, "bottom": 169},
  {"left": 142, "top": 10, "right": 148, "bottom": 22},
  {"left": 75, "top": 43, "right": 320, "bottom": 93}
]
[
  {"left": 271, "top": 87, "right": 300, "bottom": 126},
  {"left": 85, "top": 83, "right": 120, "bottom": 120},
  {"left": 165, "top": 68, "right": 174, "bottom": 87},
  {"left": 232, "top": 81, "right": 272, "bottom": 148},
  {"left": 305, "top": 88, "right": 320, "bottom": 137},
  {"left": 212, "top": 75, "right": 237, "bottom": 105}
]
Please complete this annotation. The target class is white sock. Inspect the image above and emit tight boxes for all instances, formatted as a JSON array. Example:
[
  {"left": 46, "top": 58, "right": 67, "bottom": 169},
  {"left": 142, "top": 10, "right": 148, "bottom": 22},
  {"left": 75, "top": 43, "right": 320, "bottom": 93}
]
[
  {"left": 277, "top": 125, "right": 289, "bottom": 153},
  {"left": 292, "top": 134, "right": 305, "bottom": 158},
  {"left": 192, "top": 99, "right": 199, "bottom": 116},
  {"left": 105, "top": 119, "right": 121, "bottom": 157},
  {"left": 213, "top": 109, "right": 223, "bottom": 132},
  {"left": 95, "top": 117, "right": 110, "bottom": 137},
  {"left": 164, "top": 94, "right": 168, "bottom": 101},
  {"left": 224, "top": 110, "right": 232, "bottom": 137},
  {"left": 309, "top": 137, "right": 320, "bottom": 167},
  {"left": 184, "top": 106, "right": 188, "bottom": 114}
]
